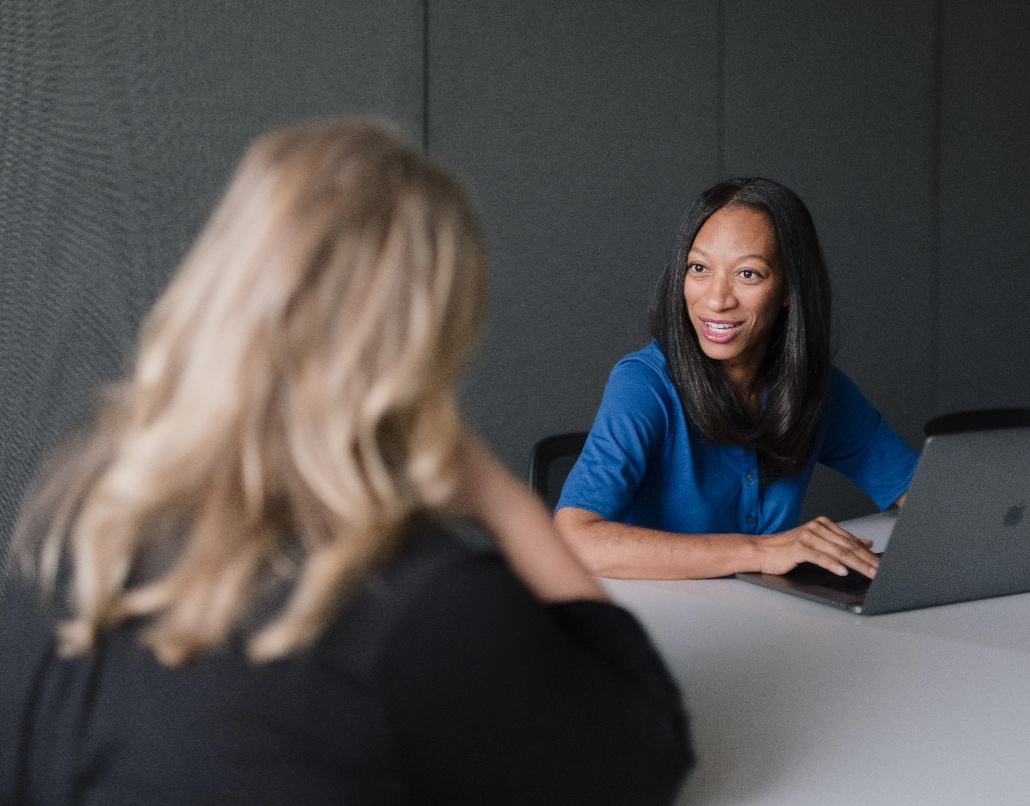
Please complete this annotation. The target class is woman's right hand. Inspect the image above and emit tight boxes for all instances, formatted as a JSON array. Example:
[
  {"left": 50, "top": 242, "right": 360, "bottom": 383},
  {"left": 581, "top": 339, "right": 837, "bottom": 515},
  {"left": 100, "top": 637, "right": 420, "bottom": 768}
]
[{"left": 754, "top": 516, "right": 879, "bottom": 578}]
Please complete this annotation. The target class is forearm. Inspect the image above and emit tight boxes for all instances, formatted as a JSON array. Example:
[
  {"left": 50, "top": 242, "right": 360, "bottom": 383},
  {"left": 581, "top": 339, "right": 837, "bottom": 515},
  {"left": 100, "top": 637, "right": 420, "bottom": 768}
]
[{"left": 555, "top": 507, "right": 760, "bottom": 580}]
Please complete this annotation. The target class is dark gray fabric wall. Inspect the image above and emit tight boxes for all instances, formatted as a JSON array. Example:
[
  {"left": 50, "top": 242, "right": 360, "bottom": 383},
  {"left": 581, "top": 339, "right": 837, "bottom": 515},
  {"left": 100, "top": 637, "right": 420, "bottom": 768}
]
[
  {"left": 0, "top": 0, "right": 422, "bottom": 578},
  {"left": 720, "top": 0, "right": 938, "bottom": 519},
  {"left": 1, "top": 1, "right": 1028, "bottom": 576},
  {"left": 938, "top": 1, "right": 1030, "bottom": 413},
  {"left": 434, "top": 1, "right": 1030, "bottom": 522},
  {"left": 429, "top": 1, "right": 721, "bottom": 481}
]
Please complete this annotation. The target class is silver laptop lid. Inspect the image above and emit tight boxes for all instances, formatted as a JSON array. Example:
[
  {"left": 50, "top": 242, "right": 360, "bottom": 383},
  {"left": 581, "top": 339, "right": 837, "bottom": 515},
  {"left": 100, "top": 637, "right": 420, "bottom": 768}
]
[{"left": 863, "top": 426, "right": 1030, "bottom": 614}]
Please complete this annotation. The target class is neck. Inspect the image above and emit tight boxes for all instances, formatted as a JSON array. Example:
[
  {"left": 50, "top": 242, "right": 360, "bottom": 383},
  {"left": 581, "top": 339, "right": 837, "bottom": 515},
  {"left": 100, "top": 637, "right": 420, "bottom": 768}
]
[{"left": 722, "top": 359, "right": 763, "bottom": 417}]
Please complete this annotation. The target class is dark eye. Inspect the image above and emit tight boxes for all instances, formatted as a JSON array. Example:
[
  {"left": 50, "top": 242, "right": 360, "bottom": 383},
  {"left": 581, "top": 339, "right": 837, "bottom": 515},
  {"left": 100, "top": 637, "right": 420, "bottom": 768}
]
[
  {"left": 687, "top": 262, "right": 706, "bottom": 274},
  {"left": 739, "top": 269, "right": 759, "bottom": 280}
]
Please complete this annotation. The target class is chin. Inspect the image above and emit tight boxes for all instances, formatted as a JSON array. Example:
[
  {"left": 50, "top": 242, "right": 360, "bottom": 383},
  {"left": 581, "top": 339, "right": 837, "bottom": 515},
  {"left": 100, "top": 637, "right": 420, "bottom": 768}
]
[
  {"left": 691, "top": 332, "right": 731, "bottom": 360},
  {"left": 701, "top": 345, "right": 739, "bottom": 362}
]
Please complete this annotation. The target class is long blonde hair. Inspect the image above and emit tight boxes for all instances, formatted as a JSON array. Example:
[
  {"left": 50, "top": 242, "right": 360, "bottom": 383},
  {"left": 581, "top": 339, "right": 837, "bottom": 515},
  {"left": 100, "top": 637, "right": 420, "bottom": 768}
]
[{"left": 16, "top": 119, "right": 487, "bottom": 664}]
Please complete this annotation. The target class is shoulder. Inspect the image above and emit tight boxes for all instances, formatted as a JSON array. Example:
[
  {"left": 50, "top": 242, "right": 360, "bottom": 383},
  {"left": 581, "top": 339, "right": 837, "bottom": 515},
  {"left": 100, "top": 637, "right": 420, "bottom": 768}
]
[
  {"left": 587, "top": 341, "right": 683, "bottom": 446},
  {"left": 818, "top": 366, "right": 894, "bottom": 460},
  {"left": 823, "top": 366, "right": 876, "bottom": 418},
  {"left": 827, "top": 365, "right": 858, "bottom": 394},
  {"left": 364, "top": 517, "right": 513, "bottom": 611},
  {"left": 381, "top": 517, "right": 502, "bottom": 586},
  {"left": 602, "top": 341, "right": 678, "bottom": 408},
  {"left": 317, "top": 517, "right": 525, "bottom": 666},
  {"left": 610, "top": 340, "right": 671, "bottom": 384},
  {"left": 0, "top": 568, "right": 58, "bottom": 683}
]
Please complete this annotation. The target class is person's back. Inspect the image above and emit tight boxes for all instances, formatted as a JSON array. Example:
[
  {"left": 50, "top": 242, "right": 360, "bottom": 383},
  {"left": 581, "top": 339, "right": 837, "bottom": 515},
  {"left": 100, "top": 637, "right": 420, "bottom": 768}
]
[
  {"left": 1, "top": 519, "right": 688, "bottom": 805},
  {"left": 0, "top": 120, "right": 691, "bottom": 805}
]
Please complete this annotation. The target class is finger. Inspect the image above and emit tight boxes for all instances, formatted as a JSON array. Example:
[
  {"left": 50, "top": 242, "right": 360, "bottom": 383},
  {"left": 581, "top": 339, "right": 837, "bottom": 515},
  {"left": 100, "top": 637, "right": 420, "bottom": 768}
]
[
  {"left": 808, "top": 520, "right": 879, "bottom": 564},
  {"left": 830, "top": 542, "right": 878, "bottom": 578},
  {"left": 801, "top": 541, "right": 875, "bottom": 579},
  {"left": 798, "top": 545, "right": 851, "bottom": 577},
  {"left": 801, "top": 523, "right": 879, "bottom": 577}
]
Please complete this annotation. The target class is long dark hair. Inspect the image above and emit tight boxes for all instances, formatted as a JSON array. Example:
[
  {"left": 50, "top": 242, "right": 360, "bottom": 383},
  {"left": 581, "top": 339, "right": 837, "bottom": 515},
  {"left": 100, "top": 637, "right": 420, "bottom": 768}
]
[{"left": 649, "top": 178, "right": 832, "bottom": 483}]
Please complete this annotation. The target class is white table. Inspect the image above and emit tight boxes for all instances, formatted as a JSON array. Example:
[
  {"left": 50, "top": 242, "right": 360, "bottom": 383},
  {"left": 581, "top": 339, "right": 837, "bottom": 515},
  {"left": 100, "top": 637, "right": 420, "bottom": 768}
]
[{"left": 604, "top": 513, "right": 1030, "bottom": 806}]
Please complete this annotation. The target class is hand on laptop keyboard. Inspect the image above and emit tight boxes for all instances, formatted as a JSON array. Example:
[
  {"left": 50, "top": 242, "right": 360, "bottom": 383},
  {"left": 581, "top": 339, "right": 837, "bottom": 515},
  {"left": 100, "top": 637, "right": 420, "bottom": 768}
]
[
  {"left": 753, "top": 516, "right": 880, "bottom": 579},
  {"left": 785, "top": 558, "right": 881, "bottom": 592}
]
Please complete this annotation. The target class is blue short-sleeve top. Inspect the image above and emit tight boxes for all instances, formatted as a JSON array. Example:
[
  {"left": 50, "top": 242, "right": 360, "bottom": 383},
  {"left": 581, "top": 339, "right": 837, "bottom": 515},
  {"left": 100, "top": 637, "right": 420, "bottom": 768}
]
[{"left": 556, "top": 340, "right": 918, "bottom": 535}]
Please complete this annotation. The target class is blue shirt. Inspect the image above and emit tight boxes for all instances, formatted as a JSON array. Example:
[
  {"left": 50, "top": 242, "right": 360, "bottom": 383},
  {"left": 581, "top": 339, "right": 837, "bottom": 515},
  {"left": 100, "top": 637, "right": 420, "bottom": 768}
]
[{"left": 557, "top": 340, "right": 918, "bottom": 535}]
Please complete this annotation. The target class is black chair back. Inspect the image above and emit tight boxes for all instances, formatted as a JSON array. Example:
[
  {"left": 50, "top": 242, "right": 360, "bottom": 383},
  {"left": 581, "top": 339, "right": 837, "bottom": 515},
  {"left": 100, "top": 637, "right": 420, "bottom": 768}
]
[
  {"left": 528, "top": 432, "right": 589, "bottom": 510},
  {"left": 924, "top": 408, "right": 1030, "bottom": 437}
]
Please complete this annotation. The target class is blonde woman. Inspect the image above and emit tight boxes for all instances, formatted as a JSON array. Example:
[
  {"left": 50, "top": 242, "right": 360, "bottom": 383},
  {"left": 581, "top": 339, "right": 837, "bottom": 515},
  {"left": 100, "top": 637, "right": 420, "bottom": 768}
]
[{"left": 0, "top": 121, "right": 691, "bottom": 805}]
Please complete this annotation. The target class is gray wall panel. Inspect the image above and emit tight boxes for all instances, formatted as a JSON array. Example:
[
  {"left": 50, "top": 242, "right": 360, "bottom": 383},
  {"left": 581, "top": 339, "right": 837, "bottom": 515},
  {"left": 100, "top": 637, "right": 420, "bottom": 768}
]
[
  {"left": 722, "top": 0, "right": 937, "bottom": 520},
  {"left": 429, "top": 1, "right": 720, "bottom": 473},
  {"left": 4, "top": 0, "right": 1030, "bottom": 573},
  {"left": 938, "top": 2, "right": 1030, "bottom": 413},
  {"left": 112, "top": 0, "right": 424, "bottom": 300},
  {"left": 0, "top": 0, "right": 423, "bottom": 576}
]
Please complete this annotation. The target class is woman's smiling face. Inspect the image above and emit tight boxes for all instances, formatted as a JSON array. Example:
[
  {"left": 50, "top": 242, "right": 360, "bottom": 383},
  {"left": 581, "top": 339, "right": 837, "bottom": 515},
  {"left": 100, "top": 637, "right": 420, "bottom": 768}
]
[{"left": 683, "top": 205, "right": 788, "bottom": 391}]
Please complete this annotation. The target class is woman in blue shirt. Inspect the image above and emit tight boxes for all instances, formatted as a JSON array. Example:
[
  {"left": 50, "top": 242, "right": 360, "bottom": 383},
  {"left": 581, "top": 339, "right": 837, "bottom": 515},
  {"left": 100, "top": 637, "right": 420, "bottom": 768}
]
[{"left": 556, "top": 178, "right": 917, "bottom": 580}]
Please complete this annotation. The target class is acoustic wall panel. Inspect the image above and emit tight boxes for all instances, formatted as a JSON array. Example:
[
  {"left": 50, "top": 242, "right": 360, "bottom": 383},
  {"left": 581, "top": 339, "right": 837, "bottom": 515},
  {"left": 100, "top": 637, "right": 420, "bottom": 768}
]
[
  {"left": 721, "top": 0, "right": 937, "bottom": 520},
  {"left": 0, "top": 0, "right": 133, "bottom": 579},
  {"left": 0, "top": 0, "right": 423, "bottom": 579},
  {"left": 429, "top": 1, "right": 720, "bottom": 473},
  {"left": 107, "top": 0, "right": 424, "bottom": 290},
  {"left": 938, "top": 2, "right": 1030, "bottom": 413},
  {"left": 5, "top": 0, "right": 1028, "bottom": 573}
]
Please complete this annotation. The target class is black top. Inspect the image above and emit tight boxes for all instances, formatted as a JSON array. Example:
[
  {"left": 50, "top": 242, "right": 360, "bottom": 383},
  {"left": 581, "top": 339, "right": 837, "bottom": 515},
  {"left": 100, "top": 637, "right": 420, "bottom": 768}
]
[{"left": 0, "top": 520, "right": 692, "bottom": 805}]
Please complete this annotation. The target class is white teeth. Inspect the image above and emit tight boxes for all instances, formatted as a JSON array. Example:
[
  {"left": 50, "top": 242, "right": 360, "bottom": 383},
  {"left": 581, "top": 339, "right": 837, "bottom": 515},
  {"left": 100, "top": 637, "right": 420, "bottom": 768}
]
[{"left": 705, "top": 322, "right": 736, "bottom": 331}]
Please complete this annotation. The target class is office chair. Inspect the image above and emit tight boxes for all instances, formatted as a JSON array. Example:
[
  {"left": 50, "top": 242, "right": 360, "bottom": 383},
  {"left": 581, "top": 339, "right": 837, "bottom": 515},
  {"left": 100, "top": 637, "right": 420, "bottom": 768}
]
[
  {"left": 528, "top": 431, "right": 589, "bottom": 510},
  {"left": 924, "top": 408, "right": 1030, "bottom": 437}
]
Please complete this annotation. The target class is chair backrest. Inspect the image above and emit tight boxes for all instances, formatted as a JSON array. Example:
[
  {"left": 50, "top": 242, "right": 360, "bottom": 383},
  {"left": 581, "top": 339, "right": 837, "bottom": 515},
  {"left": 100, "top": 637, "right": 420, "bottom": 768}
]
[
  {"left": 528, "top": 432, "right": 589, "bottom": 510},
  {"left": 924, "top": 408, "right": 1030, "bottom": 437}
]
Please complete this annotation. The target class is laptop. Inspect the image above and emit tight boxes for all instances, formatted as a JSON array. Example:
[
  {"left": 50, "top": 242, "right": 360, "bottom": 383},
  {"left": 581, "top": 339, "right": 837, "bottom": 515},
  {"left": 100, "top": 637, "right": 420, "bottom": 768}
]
[{"left": 736, "top": 426, "right": 1030, "bottom": 614}]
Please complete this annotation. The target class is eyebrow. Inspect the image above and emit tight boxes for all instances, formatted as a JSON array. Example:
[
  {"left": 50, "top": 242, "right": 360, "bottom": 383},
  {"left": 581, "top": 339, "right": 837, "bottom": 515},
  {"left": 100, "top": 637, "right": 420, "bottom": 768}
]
[{"left": 689, "top": 247, "right": 772, "bottom": 264}]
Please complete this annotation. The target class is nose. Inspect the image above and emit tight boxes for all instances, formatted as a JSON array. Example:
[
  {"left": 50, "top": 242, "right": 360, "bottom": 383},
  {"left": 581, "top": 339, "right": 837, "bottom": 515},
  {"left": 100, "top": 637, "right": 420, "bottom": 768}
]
[{"left": 705, "top": 271, "right": 737, "bottom": 312}]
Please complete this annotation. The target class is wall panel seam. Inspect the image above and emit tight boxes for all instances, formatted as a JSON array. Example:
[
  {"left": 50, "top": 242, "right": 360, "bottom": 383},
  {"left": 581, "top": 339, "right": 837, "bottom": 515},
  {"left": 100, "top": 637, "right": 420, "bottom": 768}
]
[
  {"left": 932, "top": 0, "right": 942, "bottom": 418},
  {"left": 716, "top": 0, "right": 725, "bottom": 176},
  {"left": 422, "top": 0, "right": 430, "bottom": 152}
]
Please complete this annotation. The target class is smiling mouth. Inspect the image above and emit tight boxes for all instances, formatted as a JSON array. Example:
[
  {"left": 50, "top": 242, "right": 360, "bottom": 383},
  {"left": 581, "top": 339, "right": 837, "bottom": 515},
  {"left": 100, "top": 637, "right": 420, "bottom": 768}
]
[{"left": 699, "top": 319, "right": 743, "bottom": 344}]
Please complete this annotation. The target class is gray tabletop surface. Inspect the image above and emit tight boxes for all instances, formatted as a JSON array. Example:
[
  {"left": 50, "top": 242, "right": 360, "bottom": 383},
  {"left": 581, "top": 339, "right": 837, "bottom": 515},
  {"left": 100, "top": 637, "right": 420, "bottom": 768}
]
[{"left": 604, "top": 512, "right": 1030, "bottom": 806}]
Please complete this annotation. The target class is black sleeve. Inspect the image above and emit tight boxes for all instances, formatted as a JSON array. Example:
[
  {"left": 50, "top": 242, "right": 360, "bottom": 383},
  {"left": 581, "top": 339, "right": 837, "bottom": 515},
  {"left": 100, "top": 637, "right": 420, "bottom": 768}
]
[{"left": 380, "top": 555, "right": 693, "bottom": 806}]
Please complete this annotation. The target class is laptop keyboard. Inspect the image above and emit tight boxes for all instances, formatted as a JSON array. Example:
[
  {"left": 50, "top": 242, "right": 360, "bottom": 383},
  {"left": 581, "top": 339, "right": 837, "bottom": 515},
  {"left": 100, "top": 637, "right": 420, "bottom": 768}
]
[
  {"left": 784, "top": 559, "right": 878, "bottom": 595},
  {"left": 818, "top": 568, "right": 873, "bottom": 594}
]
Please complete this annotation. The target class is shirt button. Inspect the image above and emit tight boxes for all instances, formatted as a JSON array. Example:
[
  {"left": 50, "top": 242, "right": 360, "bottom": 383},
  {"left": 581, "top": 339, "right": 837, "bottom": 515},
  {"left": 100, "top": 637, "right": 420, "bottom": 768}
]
[
  {"left": 746, "top": 515, "right": 756, "bottom": 525},
  {"left": 745, "top": 473, "right": 756, "bottom": 483}
]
